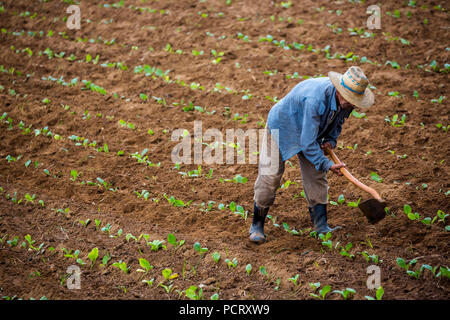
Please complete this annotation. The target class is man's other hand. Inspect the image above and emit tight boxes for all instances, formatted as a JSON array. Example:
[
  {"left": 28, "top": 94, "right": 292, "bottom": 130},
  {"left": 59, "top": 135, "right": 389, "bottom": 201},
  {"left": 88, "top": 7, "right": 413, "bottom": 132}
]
[
  {"left": 320, "top": 142, "right": 333, "bottom": 150},
  {"left": 330, "top": 163, "right": 346, "bottom": 176}
]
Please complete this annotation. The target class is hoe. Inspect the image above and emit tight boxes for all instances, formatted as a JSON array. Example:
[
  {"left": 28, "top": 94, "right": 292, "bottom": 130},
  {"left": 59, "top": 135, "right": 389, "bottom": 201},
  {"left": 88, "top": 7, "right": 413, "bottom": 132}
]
[{"left": 326, "top": 148, "right": 387, "bottom": 224}]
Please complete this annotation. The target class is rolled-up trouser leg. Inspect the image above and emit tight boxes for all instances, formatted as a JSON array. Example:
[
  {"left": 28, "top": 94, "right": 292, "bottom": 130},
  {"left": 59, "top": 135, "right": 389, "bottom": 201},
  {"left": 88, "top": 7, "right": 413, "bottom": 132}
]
[
  {"left": 253, "top": 127, "right": 285, "bottom": 209},
  {"left": 297, "top": 152, "right": 328, "bottom": 207}
]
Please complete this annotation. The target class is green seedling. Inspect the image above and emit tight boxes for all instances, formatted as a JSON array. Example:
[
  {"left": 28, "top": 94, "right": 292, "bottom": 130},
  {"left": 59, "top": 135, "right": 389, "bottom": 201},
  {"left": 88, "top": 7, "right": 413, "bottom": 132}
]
[
  {"left": 339, "top": 243, "right": 355, "bottom": 259},
  {"left": 101, "top": 223, "right": 112, "bottom": 234},
  {"left": 7, "top": 236, "right": 19, "bottom": 247},
  {"left": 199, "top": 201, "right": 216, "bottom": 212},
  {"left": 259, "top": 266, "right": 270, "bottom": 281},
  {"left": 436, "top": 210, "right": 448, "bottom": 223},
  {"left": 309, "top": 282, "right": 331, "bottom": 300},
  {"left": 319, "top": 232, "right": 332, "bottom": 249},
  {"left": 148, "top": 240, "right": 166, "bottom": 252},
  {"left": 288, "top": 274, "right": 300, "bottom": 286},
  {"left": 125, "top": 233, "right": 138, "bottom": 243},
  {"left": 142, "top": 279, "right": 155, "bottom": 287},
  {"left": 370, "top": 172, "right": 383, "bottom": 183},
  {"left": 94, "top": 219, "right": 101, "bottom": 231},
  {"left": 431, "top": 96, "right": 446, "bottom": 104},
  {"left": 361, "top": 251, "right": 382, "bottom": 264},
  {"left": 70, "top": 170, "right": 78, "bottom": 181},
  {"left": 96, "top": 177, "right": 117, "bottom": 192},
  {"left": 225, "top": 257, "right": 238, "bottom": 268},
  {"left": 167, "top": 233, "right": 185, "bottom": 251},
  {"left": 385, "top": 114, "right": 406, "bottom": 127},
  {"left": 193, "top": 242, "right": 208, "bottom": 255},
  {"left": 135, "top": 190, "right": 150, "bottom": 200},
  {"left": 137, "top": 258, "right": 154, "bottom": 273},
  {"left": 112, "top": 261, "right": 129, "bottom": 274},
  {"left": 365, "top": 286, "right": 384, "bottom": 300},
  {"left": 211, "top": 252, "right": 221, "bottom": 263},
  {"left": 24, "top": 193, "right": 36, "bottom": 204},
  {"left": 88, "top": 248, "right": 98, "bottom": 268},
  {"left": 333, "top": 288, "right": 356, "bottom": 300},
  {"left": 62, "top": 248, "right": 79, "bottom": 259},
  {"left": 347, "top": 198, "right": 361, "bottom": 207},
  {"left": 185, "top": 285, "right": 203, "bottom": 300},
  {"left": 110, "top": 229, "right": 123, "bottom": 238},
  {"left": 437, "top": 266, "right": 450, "bottom": 279},
  {"left": 163, "top": 194, "right": 192, "bottom": 207},
  {"left": 403, "top": 204, "right": 422, "bottom": 221},
  {"left": 330, "top": 194, "right": 345, "bottom": 206},
  {"left": 118, "top": 119, "right": 136, "bottom": 130},
  {"left": 211, "top": 293, "right": 219, "bottom": 300},
  {"left": 179, "top": 165, "right": 203, "bottom": 178},
  {"left": 24, "top": 234, "right": 36, "bottom": 250},
  {"left": 162, "top": 268, "right": 178, "bottom": 281},
  {"left": 245, "top": 264, "right": 252, "bottom": 276},
  {"left": 100, "top": 253, "right": 111, "bottom": 267},
  {"left": 435, "top": 123, "right": 449, "bottom": 132},
  {"left": 396, "top": 257, "right": 417, "bottom": 272}
]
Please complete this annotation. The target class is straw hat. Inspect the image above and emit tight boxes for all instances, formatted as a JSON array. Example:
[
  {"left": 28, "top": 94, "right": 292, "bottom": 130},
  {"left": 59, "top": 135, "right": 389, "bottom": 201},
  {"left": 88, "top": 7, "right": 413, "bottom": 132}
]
[{"left": 329, "top": 66, "right": 374, "bottom": 108}]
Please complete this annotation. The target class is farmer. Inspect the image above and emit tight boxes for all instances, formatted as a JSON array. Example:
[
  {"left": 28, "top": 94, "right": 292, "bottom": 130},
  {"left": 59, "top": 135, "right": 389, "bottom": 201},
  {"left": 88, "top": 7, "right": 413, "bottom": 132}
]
[{"left": 250, "top": 66, "right": 374, "bottom": 243}]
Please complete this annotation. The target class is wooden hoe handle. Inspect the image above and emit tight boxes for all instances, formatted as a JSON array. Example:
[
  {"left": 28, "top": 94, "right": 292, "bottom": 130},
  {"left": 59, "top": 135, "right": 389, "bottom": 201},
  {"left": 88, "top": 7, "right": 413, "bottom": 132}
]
[{"left": 325, "top": 148, "right": 383, "bottom": 202}]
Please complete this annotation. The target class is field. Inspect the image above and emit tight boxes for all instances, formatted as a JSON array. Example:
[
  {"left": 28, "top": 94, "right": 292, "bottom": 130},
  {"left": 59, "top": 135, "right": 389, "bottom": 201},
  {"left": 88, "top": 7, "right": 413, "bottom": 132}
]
[{"left": 0, "top": 0, "right": 449, "bottom": 301}]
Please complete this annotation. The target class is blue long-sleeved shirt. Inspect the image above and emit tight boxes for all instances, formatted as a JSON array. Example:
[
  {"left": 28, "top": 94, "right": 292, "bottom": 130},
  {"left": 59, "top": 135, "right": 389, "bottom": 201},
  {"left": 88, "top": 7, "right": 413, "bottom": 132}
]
[{"left": 267, "top": 77, "right": 352, "bottom": 172}]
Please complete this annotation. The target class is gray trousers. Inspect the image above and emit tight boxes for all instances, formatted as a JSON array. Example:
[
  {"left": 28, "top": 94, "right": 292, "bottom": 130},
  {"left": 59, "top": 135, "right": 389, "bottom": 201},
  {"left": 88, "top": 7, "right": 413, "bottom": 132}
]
[{"left": 254, "top": 128, "right": 328, "bottom": 209}]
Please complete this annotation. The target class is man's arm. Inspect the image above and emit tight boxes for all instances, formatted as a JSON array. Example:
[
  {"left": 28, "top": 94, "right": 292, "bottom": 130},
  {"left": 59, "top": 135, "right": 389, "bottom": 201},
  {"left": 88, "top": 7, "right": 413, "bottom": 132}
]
[{"left": 300, "top": 98, "right": 335, "bottom": 172}]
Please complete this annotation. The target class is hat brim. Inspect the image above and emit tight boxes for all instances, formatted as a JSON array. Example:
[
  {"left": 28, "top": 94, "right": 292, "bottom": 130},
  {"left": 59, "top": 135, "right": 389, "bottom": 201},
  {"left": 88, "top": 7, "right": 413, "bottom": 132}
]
[{"left": 328, "top": 71, "right": 374, "bottom": 108}]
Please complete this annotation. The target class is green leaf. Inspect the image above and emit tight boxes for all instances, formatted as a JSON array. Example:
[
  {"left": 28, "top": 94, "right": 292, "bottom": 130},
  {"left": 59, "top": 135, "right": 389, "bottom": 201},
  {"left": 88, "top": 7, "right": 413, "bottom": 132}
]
[
  {"left": 403, "top": 204, "right": 412, "bottom": 214},
  {"left": 320, "top": 285, "right": 331, "bottom": 298},
  {"left": 167, "top": 233, "right": 176, "bottom": 246},
  {"left": 88, "top": 248, "right": 99, "bottom": 266},
  {"left": 211, "top": 252, "right": 221, "bottom": 263},
  {"left": 407, "top": 212, "right": 417, "bottom": 220},
  {"left": 370, "top": 172, "right": 383, "bottom": 183},
  {"left": 396, "top": 257, "right": 407, "bottom": 269},
  {"left": 376, "top": 286, "right": 384, "bottom": 300},
  {"left": 139, "top": 258, "right": 153, "bottom": 272},
  {"left": 246, "top": 264, "right": 252, "bottom": 275}
]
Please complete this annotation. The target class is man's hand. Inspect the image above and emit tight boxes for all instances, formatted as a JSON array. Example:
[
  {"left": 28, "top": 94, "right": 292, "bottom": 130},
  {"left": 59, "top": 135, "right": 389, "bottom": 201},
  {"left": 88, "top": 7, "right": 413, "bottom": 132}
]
[
  {"left": 320, "top": 142, "right": 333, "bottom": 150},
  {"left": 329, "top": 163, "right": 346, "bottom": 176}
]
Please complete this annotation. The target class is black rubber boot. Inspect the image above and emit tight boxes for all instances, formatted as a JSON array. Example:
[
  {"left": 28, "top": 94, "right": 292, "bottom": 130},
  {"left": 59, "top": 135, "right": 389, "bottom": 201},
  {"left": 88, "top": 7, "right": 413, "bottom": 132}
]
[
  {"left": 249, "top": 203, "right": 269, "bottom": 244},
  {"left": 308, "top": 204, "right": 341, "bottom": 234}
]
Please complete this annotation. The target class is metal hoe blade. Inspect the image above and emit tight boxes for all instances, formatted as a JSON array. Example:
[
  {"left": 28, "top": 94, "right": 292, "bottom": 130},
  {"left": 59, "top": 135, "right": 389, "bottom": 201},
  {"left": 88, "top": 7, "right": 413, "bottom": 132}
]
[{"left": 359, "top": 199, "right": 387, "bottom": 224}]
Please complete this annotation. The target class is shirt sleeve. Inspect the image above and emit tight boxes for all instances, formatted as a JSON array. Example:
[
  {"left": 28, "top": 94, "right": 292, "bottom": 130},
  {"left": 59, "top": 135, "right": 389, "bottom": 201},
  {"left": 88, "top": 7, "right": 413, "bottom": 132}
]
[{"left": 300, "top": 98, "right": 334, "bottom": 172}]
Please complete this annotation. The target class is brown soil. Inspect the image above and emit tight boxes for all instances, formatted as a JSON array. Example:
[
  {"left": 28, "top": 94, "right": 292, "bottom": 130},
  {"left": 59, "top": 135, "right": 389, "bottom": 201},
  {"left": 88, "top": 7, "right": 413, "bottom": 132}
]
[{"left": 0, "top": 0, "right": 449, "bottom": 300}]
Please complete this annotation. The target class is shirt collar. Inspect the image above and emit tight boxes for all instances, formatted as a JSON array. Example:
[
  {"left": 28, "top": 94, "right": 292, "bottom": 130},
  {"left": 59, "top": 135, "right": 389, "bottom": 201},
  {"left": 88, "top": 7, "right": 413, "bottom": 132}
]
[{"left": 330, "top": 86, "right": 338, "bottom": 111}]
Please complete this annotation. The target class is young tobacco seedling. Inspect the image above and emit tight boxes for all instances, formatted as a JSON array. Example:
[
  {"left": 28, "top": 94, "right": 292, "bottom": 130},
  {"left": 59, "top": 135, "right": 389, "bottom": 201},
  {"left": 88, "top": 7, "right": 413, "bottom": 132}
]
[
  {"left": 361, "top": 251, "right": 382, "bottom": 264},
  {"left": 167, "top": 233, "right": 185, "bottom": 251},
  {"left": 225, "top": 257, "right": 238, "bottom": 269},
  {"left": 288, "top": 274, "right": 300, "bottom": 286},
  {"left": 332, "top": 288, "right": 356, "bottom": 300},
  {"left": 137, "top": 258, "right": 154, "bottom": 273},
  {"left": 319, "top": 232, "right": 332, "bottom": 249},
  {"left": 385, "top": 114, "right": 406, "bottom": 127},
  {"left": 112, "top": 261, "right": 129, "bottom": 274},
  {"left": 185, "top": 285, "right": 203, "bottom": 300},
  {"left": 148, "top": 240, "right": 166, "bottom": 251},
  {"left": 365, "top": 286, "right": 384, "bottom": 300},
  {"left": 339, "top": 243, "right": 355, "bottom": 259},
  {"left": 211, "top": 252, "right": 221, "bottom": 263},
  {"left": 193, "top": 242, "right": 208, "bottom": 255},
  {"left": 245, "top": 264, "right": 252, "bottom": 276},
  {"left": 88, "top": 248, "right": 99, "bottom": 268},
  {"left": 309, "top": 282, "right": 331, "bottom": 300}
]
